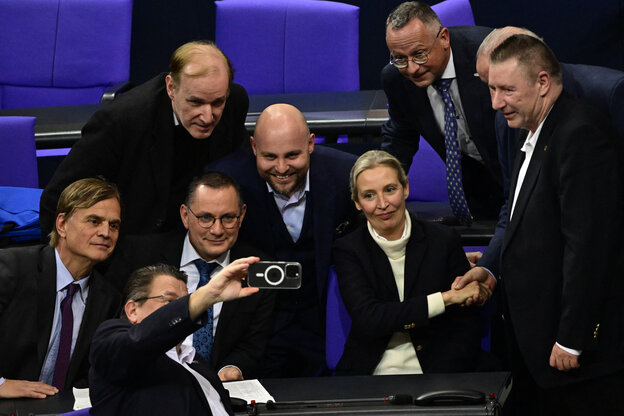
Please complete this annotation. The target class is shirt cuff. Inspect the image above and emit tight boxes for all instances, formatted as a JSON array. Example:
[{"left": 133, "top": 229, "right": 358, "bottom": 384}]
[
  {"left": 480, "top": 266, "right": 495, "bottom": 280},
  {"left": 0, "top": 377, "right": 5, "bottom": 387},
  {"left": 427, "top": 292, "right": 445, "bottom": 318},
  {"left": 555, "top": 342, "right": 581, "bottom": 356},
  {"left": 218, "top": 365, "right": 243, "bottom": 378}
]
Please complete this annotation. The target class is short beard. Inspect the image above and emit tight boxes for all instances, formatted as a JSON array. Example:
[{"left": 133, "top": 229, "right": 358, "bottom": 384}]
[{"left": 268, "top": 172, "right": 306, "bottom": 198}]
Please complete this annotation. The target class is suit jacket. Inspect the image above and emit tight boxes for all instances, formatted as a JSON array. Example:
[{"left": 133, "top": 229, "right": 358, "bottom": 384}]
[
  {"left": 105, "top": 229, "right": 275, "bottom": 379},
  {"left": 40, "top": 73, "right": 250, "bottom": 238},
  {"left": 89, "top": 296, "right": 234, "bottom": 416},
  {"left": 381, "top": 26, "right": 501, "bottom": 191},
  {"left": 333, "top": 214, "right": 481, "bottom": 375},
  {"left": 207, "top": 146, "right": 358, "bottom": 305},
  {"left": 501, "top": 92, "right": 624, "bottom": 388},
  {"left": 0, "top": 245, "right": 120, "bottom": 389}
]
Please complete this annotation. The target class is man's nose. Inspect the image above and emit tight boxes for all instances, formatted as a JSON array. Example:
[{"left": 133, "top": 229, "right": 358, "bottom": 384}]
[{"left": 198, "top": 105, "right": 214, "bottom": 123}]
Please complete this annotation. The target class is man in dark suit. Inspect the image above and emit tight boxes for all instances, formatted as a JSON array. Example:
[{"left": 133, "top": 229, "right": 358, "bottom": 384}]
[
  {"left": 488, "top": 35, "right": 624, "bottom": 414},
  {"left": 208, "top": 104, "right": 358, "bottom": 377},
  {"left": 40, "top": 40, "right": 250, "bottom": 238},
  {"left": 382, "top": 2, "right": 502, "bottom": 223},
  {"left": 106, "top": 172, "right": 274, "bottom": 380},
  {"left": 90, "top": 261, "right": 259, "bottom": 415},
  {"left": 0, "top": 178, "right": 121, "bottom": 399}
]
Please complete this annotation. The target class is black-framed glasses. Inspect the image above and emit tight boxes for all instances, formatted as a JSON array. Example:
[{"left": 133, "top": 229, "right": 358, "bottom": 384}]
[
  {"left": 187, "top": 206, "right": 241, "bottom": 229},
  {"left": 389, "top": 26, "right": 443, "bottom": 68},
  {"left": 134, "top": 294, "right": 175, "bottom": 304}
]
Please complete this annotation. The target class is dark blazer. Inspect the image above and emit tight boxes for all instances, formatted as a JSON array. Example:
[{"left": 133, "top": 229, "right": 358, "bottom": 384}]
[
  {"left": 333, "top": 214, "right": 481, "bottom": 375},
  {"left": 40, "top": 73, "right": 250, "bottom": 238},
  {"left": 0, "top": 245, "right": 120, "bottom": 389},
  {"left": 207, "top": 145, "right": 358, "bottom": 304},
  {"left": 381, "top": 26, "right": 501, "bottom": 188},
  {"left": 105, "top": 229, "right": 275, "bottom": 379},
  {"left": 89, "top": 296, "right": 234, "bottom": 416},
  {"left": 501, "top": 92, "right": 624, "bottom": 389}
]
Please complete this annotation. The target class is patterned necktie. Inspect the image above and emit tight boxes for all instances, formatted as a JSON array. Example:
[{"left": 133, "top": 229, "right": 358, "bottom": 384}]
[
  {"left": 52, "top": 283, "right": 79, "bottom": 390},
  {"left": 193, "top": 259, "right": 218, "bottom": 360},
  {"left": 433, "top": 79, "right": 473, "bottom": 226}
]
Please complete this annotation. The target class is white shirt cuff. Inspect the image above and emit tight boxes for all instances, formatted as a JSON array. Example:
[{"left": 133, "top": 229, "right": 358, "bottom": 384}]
[
  {"left": 556, "top": 342, "right": 581, "bottom": 356},
  {"left": 427, "top": 292, "right": 445, "bottom": 318},
  {"left": 0, "top": 377, "right": 5, "bottom": 387}
]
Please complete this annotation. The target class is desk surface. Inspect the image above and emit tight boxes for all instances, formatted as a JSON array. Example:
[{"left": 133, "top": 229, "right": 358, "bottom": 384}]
[
  {"left": 0, "top": 90, "right": 389, "bottom": 150},
  {"left": 0, "top": 373, "right": 511, "bottom": 416}
]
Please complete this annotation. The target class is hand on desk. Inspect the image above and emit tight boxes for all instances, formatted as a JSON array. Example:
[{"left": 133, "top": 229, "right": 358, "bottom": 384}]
[
  {"left": 219, "top": 366, "right": 244, "bottom": 381},
  {"left": 452, "top": 267, "right": 497, "bottom": 306},
  {"left": 465, "top": 251, "right": 483, "bottom": 267},
  {"left": 549, "top": 344, "right": 580, "bottom": 371},
  {"left": 0, "top": 379, "right": 58, "bottom": 399}
]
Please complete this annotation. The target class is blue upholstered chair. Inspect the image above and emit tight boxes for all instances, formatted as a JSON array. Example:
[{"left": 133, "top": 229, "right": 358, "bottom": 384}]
[
  {"left": 215, "top": 0, "right": 359, "bottom": 95},
  {"left": 0, "top": 116, "right": 37, "bottom": 187},
  {"left": 57, "top": 408, "right": 90, "bottom": 416},
  {"left": 431, "top": 0, "right": 476, "bottom": 26},
  {"left": 325, "top": 266, "right": 351, "bottom": 371},
  {"left": 0, "top": 0, "right": 132, "bottom": 109}
]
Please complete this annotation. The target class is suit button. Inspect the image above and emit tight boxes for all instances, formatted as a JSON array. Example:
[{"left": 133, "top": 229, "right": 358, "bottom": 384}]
[
  {"left": 501, "top": 314, "right": 505, "bottom": 321},
  {"left": 416, "top": 345, "right": 423, "bottom": 352},
  {"left": 403, "top": 324, "right": 410, "bottom": 330}
]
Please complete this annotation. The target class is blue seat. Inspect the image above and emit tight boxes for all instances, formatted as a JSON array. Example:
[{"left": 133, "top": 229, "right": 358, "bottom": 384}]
[
  {"left": 432, "top": 0, "right": 476, "bottom": 26},
  {"left": 0, "top": 116, "right": 38, "bottom": 187},
  {"left": 0, "top": 0, "right": 132, "bottom": 109},
  {"left": 215, "top": 0, "right": 359, "bottom": 95},
  {"left": 325, "top": 266, "right": 351, "bottom": 371}
]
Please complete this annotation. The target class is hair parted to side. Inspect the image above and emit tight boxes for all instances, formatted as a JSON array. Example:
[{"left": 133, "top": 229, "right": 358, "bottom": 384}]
[
  {"left": 386, "top": 1, "right": 441, "bottom": 32},
  {"left": 121, "top": 263, "right": 188, "bottom": 319},
  {"left": 185, "top": 171, "right": 244, "bottom": 209},
  {"left": 490, "top": 34, "right": 561, "bottom": 84},
  {"left": 49, "top": 177, "right": 121, "bottom": 247},
  {"left": 169, "top": 40, "right": 234, "bottom": 85},
  {"left": 350, "top": 150, "right": 408, "bottom": 202}
]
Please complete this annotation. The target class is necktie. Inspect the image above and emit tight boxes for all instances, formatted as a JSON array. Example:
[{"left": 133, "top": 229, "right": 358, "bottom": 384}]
[
  {"left": 51, "top": 283, "right": 79, "bottom": 390},
  {"left": 432, "top": 79, "right": 473, "bottom": 226},
  {"left": 193, "top": 259, "right": 218, "bottom": 360}
]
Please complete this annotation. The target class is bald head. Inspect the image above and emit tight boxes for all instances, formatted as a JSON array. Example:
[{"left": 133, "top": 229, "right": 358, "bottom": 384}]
[
  {"left": 251, "top": 104, "right": 314, "bottom": 198},
  {"left": 169, "top": 41, "right": 233, "bottom": 84},
  {"left": 476, "top": 26, "right": 540, "bottom": 83}
]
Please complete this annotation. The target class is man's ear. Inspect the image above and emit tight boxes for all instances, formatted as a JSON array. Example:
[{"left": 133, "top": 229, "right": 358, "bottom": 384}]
[
  {"left": 165, "top": 74, "right": 176, "bottom": 100},
  {"left": 250, "top": 136, "right": 257, "bottom": 156},
  {"left": 537, "top": 70, "right": 551, "bottom": 97},
  {"left": 180, "top": 204, "right": 190, "bottom": 230},
  {"left": 125, "top": 300, "right": 139, "bottom": 324},
  {"left": 238, "top": 204, "right": 247, "bottom": 225},
  {"left": 56, "top": 213, "right": 68, "bottom": 239}
]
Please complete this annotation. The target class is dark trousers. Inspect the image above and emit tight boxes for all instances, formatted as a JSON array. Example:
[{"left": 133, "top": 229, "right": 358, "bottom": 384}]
[{"left": 261, "top": 305, "right": 325, "bottom": 378}]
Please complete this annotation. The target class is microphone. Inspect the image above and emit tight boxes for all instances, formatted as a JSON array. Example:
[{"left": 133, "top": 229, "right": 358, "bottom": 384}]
[{"left": 265, "top": 393, "right": 413, "bottom": 410}]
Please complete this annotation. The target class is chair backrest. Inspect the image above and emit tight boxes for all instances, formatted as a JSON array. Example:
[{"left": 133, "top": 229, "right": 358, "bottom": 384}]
[
  {"left": 325, "top": 266, "right": 352, "bottom": 371},
  {"left": 215, "top": 0, "right": 359, "bottom": 95},
  {"left": 407, "top": 138, "right": 448, "bottom": 202},
  {"left": 0, "top": 0, "right": 132, "bottom": 109},
  {"left": 431, "top": 0, "right": 476, "bottom": 27},
  {"left": 561, "top": 63, "right": 624, "bottom": 140},
  {"left": 0, "top": 116, "right": 38, "bottom": 187}
]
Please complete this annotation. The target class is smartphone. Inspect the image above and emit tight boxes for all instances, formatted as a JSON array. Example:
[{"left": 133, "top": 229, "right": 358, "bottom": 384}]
[{"left": 247, "top": 261, "right": 302, "bottom": 289}]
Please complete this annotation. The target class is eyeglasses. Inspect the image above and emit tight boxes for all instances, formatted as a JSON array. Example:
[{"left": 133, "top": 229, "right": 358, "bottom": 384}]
[
  {"left": 389, "top": 26, "right": 443, "bottom": 68},
  {"left": 134, "top": 294, "right": 175, "bottom": 304},
  {"left": 187, "top": 206, "right": 241, "bottom": 229}
]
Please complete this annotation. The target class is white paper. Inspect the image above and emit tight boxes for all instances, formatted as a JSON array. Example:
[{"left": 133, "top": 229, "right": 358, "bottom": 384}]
[
  {"left": 72, "top": 387, "right": 92, "bottom": 410},
  {"left": 223, "top": 379, "right": 275, "bottom": 404}
]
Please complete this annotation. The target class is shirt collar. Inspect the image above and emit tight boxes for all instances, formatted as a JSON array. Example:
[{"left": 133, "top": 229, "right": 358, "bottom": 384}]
[
  {"left": 370, "top": 212, "right": 410, "bottom": 241},
  {"left": 172, "top": 110, "right": 180, "bottom": 127},
  {"left": 266, "top": 169, "right": 310, "bottom": 204},
  {"left": 54, "top": 249, "right": 90, "bottom": 293},
  {"left": 521, "top": 106, "right": 553, "bottom": 152},
  {"left": 440, "top": 49, "right": 456, "bottom": 80},
  {"left": 180, "top": 232, "right": 230, "bottom": 269}
]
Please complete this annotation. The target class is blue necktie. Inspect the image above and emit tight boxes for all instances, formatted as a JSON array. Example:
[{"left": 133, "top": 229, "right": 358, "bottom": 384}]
[
  {"left": 433, "top": 79, "right": 473, "bottom": 226},
  {"left": 52, "top": 283, "right": 79, "bottom": 390},
  {"left": 193, "top": 259, "right": 218, "bottom": 360}
]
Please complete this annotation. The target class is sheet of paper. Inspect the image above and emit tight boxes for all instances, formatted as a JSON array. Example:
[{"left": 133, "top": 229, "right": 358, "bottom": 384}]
[
  {"left": 73, "top": 387, "right": 92, "bottom": 410},
  {"left": 223, "top": 379, "right": 275, "bottom": 403}
]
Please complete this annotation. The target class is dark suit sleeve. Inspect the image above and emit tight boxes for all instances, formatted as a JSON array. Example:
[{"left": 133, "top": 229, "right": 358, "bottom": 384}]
[
  {"left": 40, "top": 108, "right": 126, "bottom": 239},
  {"left": 333, "top": 228, "right": 470, "bottom": 337},
  {"left": 380, "top": 64, "right": 422, "bottom": 171},
  {"left": 90, "top": 295, "right": 205, "bottom": 383},
  {"left": 555, "top": 121, "right": 621, "bottom": 348},
  {"left": 214, "top": 291, "right": 275, "bottom": 378}
]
